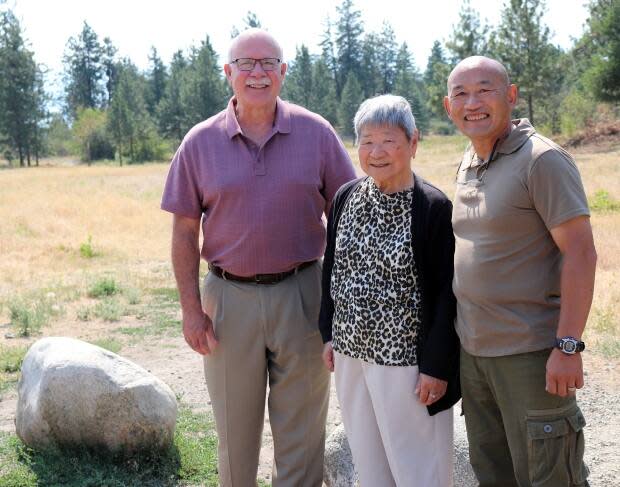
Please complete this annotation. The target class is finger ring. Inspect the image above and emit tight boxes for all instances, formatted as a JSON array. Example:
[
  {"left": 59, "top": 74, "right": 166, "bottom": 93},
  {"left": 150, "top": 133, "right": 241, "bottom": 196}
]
[
  {"left": 568, "top": 386, "right": 576, "bottom": 392},
  {"left": 430, "top": 393, "right": 437, "bottom": 398}
]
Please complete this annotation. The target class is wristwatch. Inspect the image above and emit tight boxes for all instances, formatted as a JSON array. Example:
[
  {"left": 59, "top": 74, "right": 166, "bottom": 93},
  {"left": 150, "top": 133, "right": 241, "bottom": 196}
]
[{"left": 556, "top": 336, "right": 585, "bottom": 355}]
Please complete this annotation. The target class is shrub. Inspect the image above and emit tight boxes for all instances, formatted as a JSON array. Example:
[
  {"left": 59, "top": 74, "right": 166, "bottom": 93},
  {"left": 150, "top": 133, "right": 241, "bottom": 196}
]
[
  {"left": 79, "top": 235, "right": 97, "bottom": 258},
  {"left": 590, "top": 190, "right": 620, "bottom": 213},
  {"left": 0, "top": 345, "right": 28, "bottom": 373},
  {"left": 92, "top": 298, "right": 125, "bottom": 322},
  {"left": 88, "top": 278, "right": 120, "bottom": 298},
  {"left": 90, "top": 338, "right": 122, "bottom": 354},
  {"left": 9, "top": 300, "right": 47, "bottom": 337}
]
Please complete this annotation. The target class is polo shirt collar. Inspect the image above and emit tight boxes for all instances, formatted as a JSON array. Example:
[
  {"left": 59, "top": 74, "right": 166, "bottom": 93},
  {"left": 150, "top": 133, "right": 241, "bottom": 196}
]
[
  {"left": 225, "top": 96, "right": 292, "bottom": 139},
  {"left": 496, "top": 118, "right": 536, "bottom": 155}
]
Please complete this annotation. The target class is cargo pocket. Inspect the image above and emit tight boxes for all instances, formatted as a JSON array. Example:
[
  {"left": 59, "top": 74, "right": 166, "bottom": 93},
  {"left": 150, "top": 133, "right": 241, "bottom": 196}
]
[{"left": 526, "top": 407, "right": 589, "bottom": 486}]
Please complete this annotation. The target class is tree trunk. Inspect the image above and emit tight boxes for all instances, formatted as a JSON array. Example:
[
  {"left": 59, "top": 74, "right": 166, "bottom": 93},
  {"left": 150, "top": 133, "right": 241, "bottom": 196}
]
[{"left": 528, "top": 93, "right": 534, "bottom": 126}]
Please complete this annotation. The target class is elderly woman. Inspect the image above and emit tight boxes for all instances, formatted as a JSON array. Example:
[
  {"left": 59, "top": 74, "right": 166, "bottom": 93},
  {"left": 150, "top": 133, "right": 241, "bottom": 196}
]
[{"left": 319, "top": 95, "right": 460, "bottom": 486}]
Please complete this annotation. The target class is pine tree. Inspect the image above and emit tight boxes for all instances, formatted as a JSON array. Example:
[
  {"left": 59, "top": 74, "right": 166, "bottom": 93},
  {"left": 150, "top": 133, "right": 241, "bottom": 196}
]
[
  {"left": 63, "top": 22, "right": 104, "bottom": 119},
  {"left": 394, "top": 42, "right": 429, "bottom": 136},
  {"left": 377, "top": 21, "right": 398, "bottom": 93},
  {"left": 182, "top": 36, "right": 227, "bottom": 127},
  {"left": 309, "top": 58, "right": 339, "bottom": 126},
  {"left": 359, "top": 33, "right": 381, "bottom": 98},
  {"left": 488, "top": 0, "right": 559, "bottom": 125},
  {"left": 107, "top": 61, "right": 157, "bottom": 164},
  {"left": 319, "top": 17, "right": 340, "bottom": 95},
  {"left": 338, "top": 71, "right": 364, "bottom": 136},
  {"left": 424, "top": 41, "right": 452, "bottom": 121},
  {"left": 445, "top": 0, "right": 490, "bottom": 64},
  {"left": 157, "top": 50, "right": 187, "bottom": 142},
  {"left": 335, "top": 0, "right": 364, "bottom": 97},
  {"left": 582, "top": 0, "right": 620, "bottom": 102},
  {"left": 0, "top": 10, "right": 46, "bottom": 166},
  {"left": 146, "top": 47, "right": 167, "bottom": 115},
  {"left": 101, "top": 37, "right": 119, "bottom": 107},
  {"left": 231, "top": 10, "right": 263, "bottom": 38},
  {"left": 282, "top": 45, "right": 314, "bottom": 107}
]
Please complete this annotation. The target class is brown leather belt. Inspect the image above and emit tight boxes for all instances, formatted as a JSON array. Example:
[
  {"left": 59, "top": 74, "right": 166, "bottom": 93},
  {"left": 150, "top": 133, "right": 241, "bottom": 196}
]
[{"left": 208, "top": 260, "right": 316, "bottom": 285}]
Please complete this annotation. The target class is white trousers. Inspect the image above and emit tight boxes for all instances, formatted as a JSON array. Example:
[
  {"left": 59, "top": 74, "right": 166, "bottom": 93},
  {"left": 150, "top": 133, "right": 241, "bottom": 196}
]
[{"left": 334, "top": 352, "right": 454, "bottom": 487}]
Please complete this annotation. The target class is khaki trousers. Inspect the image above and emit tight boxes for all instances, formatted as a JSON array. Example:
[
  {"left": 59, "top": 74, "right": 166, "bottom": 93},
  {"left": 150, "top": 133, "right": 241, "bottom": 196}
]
[
  {"left": 202, "top": 262, "right": 330, "bottom": 487},
  {"left": 334, "top": 352, "right": 454, "bottom": 487},
  {"left": 460, "top": 347, "right": 589, "bottom": 487}
]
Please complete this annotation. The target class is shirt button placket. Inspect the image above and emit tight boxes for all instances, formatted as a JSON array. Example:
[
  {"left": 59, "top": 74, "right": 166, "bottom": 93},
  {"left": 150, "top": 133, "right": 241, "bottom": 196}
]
[{"left": 254, "top": 148, "right": 266, "bottom": 176}]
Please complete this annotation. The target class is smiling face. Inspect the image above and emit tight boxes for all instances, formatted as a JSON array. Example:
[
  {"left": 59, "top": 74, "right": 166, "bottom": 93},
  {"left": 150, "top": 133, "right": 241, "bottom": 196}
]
[
  {"left": 358, "top": 124, "right": 417, "bottom": 193},
  {"left": 224, "top": 30, "right": 286, "bottom": 112},
  {"left": 444, "top": 57, "right": 517, "bottom": 148}
]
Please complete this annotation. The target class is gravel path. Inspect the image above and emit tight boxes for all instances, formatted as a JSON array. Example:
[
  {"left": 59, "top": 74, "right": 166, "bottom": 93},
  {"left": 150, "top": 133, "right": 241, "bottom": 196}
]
[
  {"left": 1, "top": 335, "right": 618, "bottom": 485},
  {"left": 119, "top": 339, "right": 620, "bottom": 485}
]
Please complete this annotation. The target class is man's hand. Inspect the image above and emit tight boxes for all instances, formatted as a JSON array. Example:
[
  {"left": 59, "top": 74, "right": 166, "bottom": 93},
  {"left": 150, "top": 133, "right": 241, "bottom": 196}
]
[
  {"left": 182, "top": 309, "right": 218, "bottom": 355},
  {"left": 546, "top": 348, "right": 584, "bottom": 397},
  {"left": 415, "top": 373, "right": 448, "bottom": 406},
  {"left": 322, "top": 341, "right": 335, "bottom": 372}
]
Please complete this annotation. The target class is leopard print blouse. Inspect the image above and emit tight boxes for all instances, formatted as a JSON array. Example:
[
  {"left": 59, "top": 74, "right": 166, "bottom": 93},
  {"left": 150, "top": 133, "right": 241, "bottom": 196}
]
[{"left": 331, "top": 177, "right": 422, "bottom": 366}]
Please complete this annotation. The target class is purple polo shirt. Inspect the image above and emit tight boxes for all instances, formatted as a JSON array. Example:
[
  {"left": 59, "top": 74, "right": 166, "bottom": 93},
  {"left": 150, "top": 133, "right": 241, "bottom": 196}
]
[{"left": 161, "top": 97, "right": 356, "bottom": 276}]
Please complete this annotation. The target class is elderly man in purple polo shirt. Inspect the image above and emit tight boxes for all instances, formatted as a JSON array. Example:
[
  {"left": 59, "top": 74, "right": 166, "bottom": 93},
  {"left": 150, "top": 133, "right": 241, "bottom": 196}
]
[{"left": 161, "top": 28, "right": 355, "bottom": 487}]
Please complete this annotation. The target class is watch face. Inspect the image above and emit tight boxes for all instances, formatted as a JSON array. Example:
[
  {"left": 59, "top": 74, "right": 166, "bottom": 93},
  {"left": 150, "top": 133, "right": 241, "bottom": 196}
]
[{"left": 564, "top": 340, "right": 576, "bottom": 353}]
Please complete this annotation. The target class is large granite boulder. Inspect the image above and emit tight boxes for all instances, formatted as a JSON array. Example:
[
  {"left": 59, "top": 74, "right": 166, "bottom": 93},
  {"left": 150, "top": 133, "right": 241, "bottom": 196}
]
[
  {"left": 16, "top": 337, "right": 177, "bottom": 455},
  {"left": 324, "top": 423, "right": 358, "bottom": 487}
]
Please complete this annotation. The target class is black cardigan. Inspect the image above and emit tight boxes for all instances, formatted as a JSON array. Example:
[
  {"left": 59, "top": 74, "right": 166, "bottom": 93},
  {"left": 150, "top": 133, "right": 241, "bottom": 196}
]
[{"left": 319, "top": 174, "right": 460, "bottom": 415}]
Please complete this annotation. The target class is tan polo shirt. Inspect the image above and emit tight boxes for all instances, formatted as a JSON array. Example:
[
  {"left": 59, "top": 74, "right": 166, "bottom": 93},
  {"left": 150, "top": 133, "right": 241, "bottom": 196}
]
[{"left": 452, "top": 119, "right": 590, "bottom": 357}]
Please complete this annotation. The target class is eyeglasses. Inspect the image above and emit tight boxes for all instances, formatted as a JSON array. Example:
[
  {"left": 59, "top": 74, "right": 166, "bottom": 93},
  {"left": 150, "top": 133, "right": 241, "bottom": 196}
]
[{"left": 230, "top": 58, "right": 281, "bottom": 71}]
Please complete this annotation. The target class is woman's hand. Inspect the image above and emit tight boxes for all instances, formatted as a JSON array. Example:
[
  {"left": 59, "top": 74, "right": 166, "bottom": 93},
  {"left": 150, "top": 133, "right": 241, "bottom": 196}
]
[
  {"left": 415, "top": 373, "right": 447, "bottom": 406},
  {"left": 322, "top": 341, "right": 335, "bottom": 372}
]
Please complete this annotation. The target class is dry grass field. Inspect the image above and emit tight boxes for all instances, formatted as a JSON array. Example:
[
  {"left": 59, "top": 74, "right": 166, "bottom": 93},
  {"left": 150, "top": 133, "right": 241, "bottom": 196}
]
[
  {"left": 1, "top": 133, "right": 619, "bottom": 384},
  {"left": 0, "top": 134, "right": 619, "bottom": 484}
]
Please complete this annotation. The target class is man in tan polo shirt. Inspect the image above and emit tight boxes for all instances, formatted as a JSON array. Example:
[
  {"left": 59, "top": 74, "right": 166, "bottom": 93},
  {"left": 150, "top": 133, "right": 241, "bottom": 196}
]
[{"left": 444, "top": 56, "right": 596, "bottom": 487}]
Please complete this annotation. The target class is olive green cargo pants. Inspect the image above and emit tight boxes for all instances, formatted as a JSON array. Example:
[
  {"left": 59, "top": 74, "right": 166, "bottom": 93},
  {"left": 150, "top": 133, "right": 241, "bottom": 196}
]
[{"left": 460, "top": 347, "right": 589, "bottom": 487}]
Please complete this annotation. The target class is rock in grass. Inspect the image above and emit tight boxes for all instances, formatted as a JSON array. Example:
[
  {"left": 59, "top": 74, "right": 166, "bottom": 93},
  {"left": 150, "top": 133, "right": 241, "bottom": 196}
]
[
  {"left": 324, "top": 423, "right": 358, "bottom": 487},
  {"left": 16, "top": 337, "right": 177, "bottom": 455}
]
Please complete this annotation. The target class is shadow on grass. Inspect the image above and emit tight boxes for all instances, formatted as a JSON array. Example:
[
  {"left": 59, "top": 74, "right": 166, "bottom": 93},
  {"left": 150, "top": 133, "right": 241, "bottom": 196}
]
[{"left": 0, "top": 406, "right": 219, "bottom": 487}]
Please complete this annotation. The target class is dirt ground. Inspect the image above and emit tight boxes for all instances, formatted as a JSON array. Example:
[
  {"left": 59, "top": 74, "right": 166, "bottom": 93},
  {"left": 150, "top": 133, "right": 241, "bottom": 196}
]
[{"left": 2, "top": 326, "right": 619, "bottom": 485}]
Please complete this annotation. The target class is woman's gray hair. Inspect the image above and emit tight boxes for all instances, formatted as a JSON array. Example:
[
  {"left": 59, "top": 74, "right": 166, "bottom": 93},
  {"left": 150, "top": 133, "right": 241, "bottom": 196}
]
[{"left": 353, "top": 94, "right": 417, "bottom": 144}]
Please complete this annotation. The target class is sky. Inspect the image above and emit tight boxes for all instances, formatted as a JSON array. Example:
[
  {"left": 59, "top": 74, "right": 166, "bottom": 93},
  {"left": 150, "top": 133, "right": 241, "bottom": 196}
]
[{"left": 8, "top": 0, "right": 589, "bottom": 84}]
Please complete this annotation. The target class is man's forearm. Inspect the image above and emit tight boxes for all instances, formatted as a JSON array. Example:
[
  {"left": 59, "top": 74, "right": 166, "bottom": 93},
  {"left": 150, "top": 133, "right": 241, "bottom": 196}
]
[
  {"left": 556, "top": 246, "right": 597, "bottom": 339},
  {"left": 171, "top": 220, "right": 203, "bottom": 315}
]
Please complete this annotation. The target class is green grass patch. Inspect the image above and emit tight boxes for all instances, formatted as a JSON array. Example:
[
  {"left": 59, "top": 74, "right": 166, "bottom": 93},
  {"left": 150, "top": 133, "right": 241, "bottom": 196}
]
[
  {"left": 88, "top": 278, "right": 120, "bottom": 298},
  {"left": 76, "top": 305, "right": 92, "bottom": 321},
  {"left": 0, "top": 345, "right": 27, "bottom": 373},
  {"left": 590, "top": 189, "right": 620, "bottom": 213},
  {"left": 0, "top": 344, "right": 28, "bottom": 398},
  {"left": 92, "top": 298, "right": 126, "bottom": 322},
  {"left": 124, "top": 287, "right": 141, "bottom": 305},
  {"left": 117, "top": 325, "right": 149, "bottom": 337},
  {"left": 148, "top": 287, "right": 179, "bottom": 302},
  {"left": 89, "top": 338, "right": 122, "bottom": 354},
  {"left": 7, "top": 294, "right": 62, "bottom": 337},
  {"left": 0, "top": 406, "right": 219, "bottom": 486},
  {"left": 79, "top": 235, "right": 99, "bottom": 258},
  {"left": 0, "top": 345, "right": 26, "bottom": 396}
]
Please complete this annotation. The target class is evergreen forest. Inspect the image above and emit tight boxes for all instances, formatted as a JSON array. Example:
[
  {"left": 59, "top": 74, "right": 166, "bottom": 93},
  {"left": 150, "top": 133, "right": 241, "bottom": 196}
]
[{"left": 0, "top": 0, "right": 618, "bottom": 167}]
